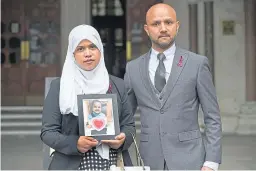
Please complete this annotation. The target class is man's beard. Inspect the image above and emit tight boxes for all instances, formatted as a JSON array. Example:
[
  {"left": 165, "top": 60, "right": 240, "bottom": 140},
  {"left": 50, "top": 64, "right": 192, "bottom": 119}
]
[{"left": 151, "top": 36, "right": 176, "bottom": 50}]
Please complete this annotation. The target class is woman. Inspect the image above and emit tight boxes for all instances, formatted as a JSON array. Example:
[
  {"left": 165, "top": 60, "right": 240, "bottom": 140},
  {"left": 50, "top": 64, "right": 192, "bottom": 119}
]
[{"left": 40, "top": 25, "right": 135, "bottom": 170}]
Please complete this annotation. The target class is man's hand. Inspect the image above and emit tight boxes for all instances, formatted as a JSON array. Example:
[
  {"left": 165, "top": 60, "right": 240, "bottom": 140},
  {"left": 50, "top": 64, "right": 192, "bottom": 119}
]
[
  {"left": 201, "top": 166, "right": 214, "bottom": 171},
  {"left": 77, "top": 136, "right": 98, "bottom": 153},
  {"left": 101, "top": 133, "right": 126, "bottom": 149}
]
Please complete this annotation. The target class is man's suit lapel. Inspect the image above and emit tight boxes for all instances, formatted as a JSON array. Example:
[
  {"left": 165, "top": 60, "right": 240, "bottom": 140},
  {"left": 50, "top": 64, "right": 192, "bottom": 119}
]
[
  {"left": 139, "top": 51, "right": 161, "bottom": 107},
  {"left": 161, "top": 47, "right": 188, "bottom": 106}
]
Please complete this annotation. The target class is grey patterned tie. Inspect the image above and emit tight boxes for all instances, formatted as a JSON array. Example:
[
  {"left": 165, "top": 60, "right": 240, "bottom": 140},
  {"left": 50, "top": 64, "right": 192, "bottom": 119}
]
[{"left": 155, "top": 53, "right": 166, "bottom": 92}]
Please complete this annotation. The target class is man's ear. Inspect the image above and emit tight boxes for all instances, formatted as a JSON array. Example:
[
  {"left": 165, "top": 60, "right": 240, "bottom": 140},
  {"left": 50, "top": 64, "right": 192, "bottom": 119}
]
[
  {"left": 144, "top": 24, "right": 149, "bottom": 36},
  {"left": 176, "top": 21, "right": 180, "bottom": 33}
]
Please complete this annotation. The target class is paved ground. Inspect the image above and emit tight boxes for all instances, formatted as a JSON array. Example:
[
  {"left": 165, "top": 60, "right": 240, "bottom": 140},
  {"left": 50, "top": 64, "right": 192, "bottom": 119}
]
[{"left": 1, "top": 134, "right": 256, "bottom": 170}]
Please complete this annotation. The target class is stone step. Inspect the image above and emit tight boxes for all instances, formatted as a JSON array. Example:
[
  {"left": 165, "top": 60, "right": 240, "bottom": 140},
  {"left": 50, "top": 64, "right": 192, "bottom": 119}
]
[
  {"left": 1, "top": 114, "right": 42, "bottom": 120},
  {"left": 2, "top": 125, "right": 41, "bottom": 131},
  {"left": 1, "top": 122, "right": 41, "bottom": 127},
  {"left": 1, "top": 106, "right": 43, "bottom": 112},
  {"left": 1, "top": 106, "right": 43, "bottom": 136},
  {"left": 1, "top": 130, "right": 41, "bottom": 136}
]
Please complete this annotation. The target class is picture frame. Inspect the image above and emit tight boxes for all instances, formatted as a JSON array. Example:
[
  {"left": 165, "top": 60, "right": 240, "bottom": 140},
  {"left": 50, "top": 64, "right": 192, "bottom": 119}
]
[{"left": 77, "top": 94, "right": 120, "bottom": 141}]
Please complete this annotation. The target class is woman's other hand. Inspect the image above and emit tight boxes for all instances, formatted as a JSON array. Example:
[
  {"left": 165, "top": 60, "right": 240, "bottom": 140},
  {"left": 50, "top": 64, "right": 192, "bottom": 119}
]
[{"left": 101, "top": 133, "right": 126, "bottom": 149}]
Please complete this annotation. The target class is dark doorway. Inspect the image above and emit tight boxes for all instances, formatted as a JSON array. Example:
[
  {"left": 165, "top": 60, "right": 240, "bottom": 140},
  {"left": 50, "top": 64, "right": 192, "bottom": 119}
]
[{"left": 91, "top": 0, "right": 126, "bottom": 78}]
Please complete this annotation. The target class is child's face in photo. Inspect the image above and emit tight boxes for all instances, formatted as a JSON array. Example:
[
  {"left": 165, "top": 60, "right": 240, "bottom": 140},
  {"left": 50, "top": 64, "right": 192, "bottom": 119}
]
[{"left": 92, "top": 101, "right": 102, "bottom": 114}]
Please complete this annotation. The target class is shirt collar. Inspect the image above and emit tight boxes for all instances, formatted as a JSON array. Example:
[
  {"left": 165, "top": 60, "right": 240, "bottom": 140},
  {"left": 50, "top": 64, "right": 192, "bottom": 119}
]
[{"left": 151, "top": 43, "right": 176, "bottom": 60}]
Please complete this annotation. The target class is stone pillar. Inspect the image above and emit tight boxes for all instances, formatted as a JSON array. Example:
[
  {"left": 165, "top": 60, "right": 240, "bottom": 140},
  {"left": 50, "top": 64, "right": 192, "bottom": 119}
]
[
  {"left": 188, "top": 3, "right": 198, "bottom": 53},
  {"left": 60, "top": 0, "right": 91, "bottom": 67},
  {"left": 237, "top": 0, "right": 256, "bottom": 134},
  {"left": 245, "top": 0, "right": 256, "bottom": 101}
]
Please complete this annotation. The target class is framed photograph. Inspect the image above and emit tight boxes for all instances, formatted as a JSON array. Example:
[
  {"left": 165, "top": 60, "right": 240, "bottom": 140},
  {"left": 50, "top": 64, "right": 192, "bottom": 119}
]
[{"left": 77, "top": 94, "right": 120, "bottom": 141}]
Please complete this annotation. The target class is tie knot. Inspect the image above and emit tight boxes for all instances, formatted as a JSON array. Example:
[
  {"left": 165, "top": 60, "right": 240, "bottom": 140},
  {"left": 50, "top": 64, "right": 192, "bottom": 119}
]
[{"left": 157, "top": 53, "right": 166, "bottom": 61}]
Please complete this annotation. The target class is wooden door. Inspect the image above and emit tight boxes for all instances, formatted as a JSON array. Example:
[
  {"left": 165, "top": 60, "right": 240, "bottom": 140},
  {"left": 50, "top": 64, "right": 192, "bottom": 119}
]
[
  {"left": 24, "top": 0, "right": 61, "bottom": 105},
  {"left": 1, "top": 0, "right": 61, "bottom": 106},
  {"left": 1, "top": 0, "right": 27, "bottom": 105}
]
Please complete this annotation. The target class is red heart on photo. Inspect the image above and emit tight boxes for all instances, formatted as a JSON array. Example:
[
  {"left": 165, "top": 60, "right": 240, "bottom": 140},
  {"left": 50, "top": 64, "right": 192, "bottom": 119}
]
[{"left": 91, "top": 118, "right": 106, "bottom": 131}]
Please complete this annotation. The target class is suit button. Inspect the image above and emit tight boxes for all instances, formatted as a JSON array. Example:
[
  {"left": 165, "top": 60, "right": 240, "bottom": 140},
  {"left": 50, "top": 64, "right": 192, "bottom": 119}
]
[
  {"left": 159, "top": 96, "right": 162, "bottom": 100},
  {"left": 160, "top": 110, "right": 164, "bottom": 114}
]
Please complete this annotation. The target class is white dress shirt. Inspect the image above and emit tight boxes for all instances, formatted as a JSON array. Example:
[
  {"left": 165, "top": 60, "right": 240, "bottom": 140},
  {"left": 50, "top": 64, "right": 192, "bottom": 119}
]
[
  {"left": 148, "top": 43, "right": 219, "bottom": 171},
  {"left": 149, "top": 43, "right": 176, "bottom": 86}
]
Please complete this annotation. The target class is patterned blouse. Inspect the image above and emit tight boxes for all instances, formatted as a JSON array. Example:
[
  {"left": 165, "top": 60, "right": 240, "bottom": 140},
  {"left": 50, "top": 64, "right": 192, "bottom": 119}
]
[{"left": 78, "top": 147, "right": 118, "bottom": 170}]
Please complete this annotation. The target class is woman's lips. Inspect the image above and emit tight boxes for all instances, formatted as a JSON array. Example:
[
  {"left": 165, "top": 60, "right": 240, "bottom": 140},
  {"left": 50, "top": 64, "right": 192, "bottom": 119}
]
[{"left": 84, "top": 60, "right": 94, "bottom": 64}]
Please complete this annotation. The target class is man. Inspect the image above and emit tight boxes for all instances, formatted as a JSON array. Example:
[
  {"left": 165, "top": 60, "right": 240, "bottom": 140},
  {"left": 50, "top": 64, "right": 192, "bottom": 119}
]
[{"left": 124, "top": 3, "right": 222, "bottom": 170}]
